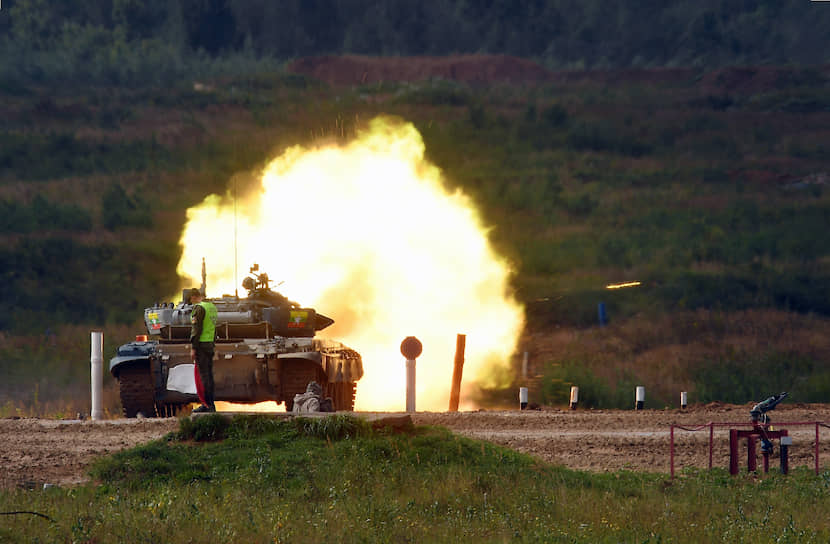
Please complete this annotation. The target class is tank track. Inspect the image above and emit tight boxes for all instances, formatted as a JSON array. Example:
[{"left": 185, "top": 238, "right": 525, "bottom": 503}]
[
  {"left": 117, "top": 364, "right": 157, "bottom": 418},
  {"left": 321, "top": 346, "right": 359, "bottom": 411},
  {"left": 155, "top": 402, "right": 187, "bottom": 418},
  {"left": 281, "top": 362, "right": 325, "bottom": 412},
  {"left": 281, "top": 359, "right": 357, "bottom": 412},
  {"left": 326, "top": 381, "right": 357, "bottom": 411}
]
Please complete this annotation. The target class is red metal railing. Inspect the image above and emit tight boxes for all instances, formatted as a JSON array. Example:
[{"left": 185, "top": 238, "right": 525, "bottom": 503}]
[{"left": 670, "top": 421, "right": 830, "bottom": 478}]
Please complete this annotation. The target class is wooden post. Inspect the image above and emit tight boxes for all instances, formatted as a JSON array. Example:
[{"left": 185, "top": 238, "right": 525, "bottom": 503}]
[{"left": 449, "top": 334, "right": 466, "bottom": 412}]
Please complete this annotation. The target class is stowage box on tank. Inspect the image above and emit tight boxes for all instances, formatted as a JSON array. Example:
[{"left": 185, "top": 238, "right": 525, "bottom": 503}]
[{"left": 110, "top": 265, "right": 363, "bottom": 417}]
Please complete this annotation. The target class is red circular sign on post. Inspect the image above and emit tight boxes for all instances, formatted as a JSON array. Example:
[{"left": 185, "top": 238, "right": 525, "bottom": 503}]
[{"left": 400, "top": 336, "right": 422, "bottom": 360}]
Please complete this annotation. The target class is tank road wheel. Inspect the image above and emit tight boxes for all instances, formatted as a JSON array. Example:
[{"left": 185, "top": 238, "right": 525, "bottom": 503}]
[
  {"left": 281, "top": 361, "right": 325, "bottom": 412},
  {"left": 326, "top": 382, "right": 356, "bottom": 411},
  {"left": 117, "top": 364, "right": 157, "bottom": 418},
  {"left": 155, "top": 402, "right": 186, "bottom": 418}
]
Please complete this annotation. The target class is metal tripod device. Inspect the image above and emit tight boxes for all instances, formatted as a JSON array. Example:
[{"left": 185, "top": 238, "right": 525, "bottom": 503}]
[{"left": 750, "top": 392, "right": 788, "bottom": 453}]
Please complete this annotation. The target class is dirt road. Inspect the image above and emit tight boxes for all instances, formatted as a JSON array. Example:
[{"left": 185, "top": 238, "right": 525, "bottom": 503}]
[{"left": 2, "top": 404, "right": 828, "bottom": 489}]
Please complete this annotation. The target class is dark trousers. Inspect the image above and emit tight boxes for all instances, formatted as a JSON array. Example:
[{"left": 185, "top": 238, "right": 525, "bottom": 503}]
[{"left": 195, "top": 342, "right": 215, "bottom": 408}]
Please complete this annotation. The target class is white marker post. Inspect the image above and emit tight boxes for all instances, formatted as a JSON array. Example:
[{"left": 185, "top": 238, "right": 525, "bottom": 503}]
[
  {"left": 400, "top": 336, "right": 422, "bottom": 414},
  {"left": 90, "top": 331, "right": 104, "bottom": 421},
  {"left": 569, "top": 386, "right": 579, "bottom": 410},
  {"left": 680, "top": 391, "right": 688, "bottom": 410},
  {"left": 519, "top": 387, "right": 528, "bottom": 410},
  {"left": 635, "top": 386, "right": 645, "bottom": 410}
]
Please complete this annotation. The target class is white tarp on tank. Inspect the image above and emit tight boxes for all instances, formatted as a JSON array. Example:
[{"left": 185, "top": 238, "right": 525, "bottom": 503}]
[{"left": 167, "top": 364, "right": 197, "bottom": 394}]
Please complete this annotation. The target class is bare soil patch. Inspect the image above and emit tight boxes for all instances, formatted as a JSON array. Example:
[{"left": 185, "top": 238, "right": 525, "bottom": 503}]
[
  {"left": 414, "top": 404, "right": 830, "bottom": 474},
  {"left": 2, "top": 404, "right": 828, "bottom": 489},
  {"left": 0, "top": 418, "right": 179, "bottom": 490}
]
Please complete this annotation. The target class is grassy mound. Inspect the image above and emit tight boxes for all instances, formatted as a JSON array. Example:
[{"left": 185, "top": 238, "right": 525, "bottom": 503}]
[{"left": 2, "top": 415, "right": 829, "bottom": 543}]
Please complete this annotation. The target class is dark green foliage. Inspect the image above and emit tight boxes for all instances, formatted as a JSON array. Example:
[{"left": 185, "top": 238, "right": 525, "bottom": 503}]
[
  {"left": 0, "top": 236, "right": 180, "bottom": 331},
  {"left": 101, "top": 182, "right": 152, "bottom": 230},
  {"left": 541, "top": 103, "right": 568, "bottom": 128},
  {"left": 0, "top": 196, "right": 92, "bottom": 233},
  {"left": 567, "top": 120, "right": 653, "bottom": 157},
  {"left": 180, "top": 0, "right": 239, "bottom": 54},
  {"left": 3, "top": 0, "right": 830, "bottom": 86},
  {"left": 0, "top": 132, "right": 170, "bottom": 181},
  {"left": 396, "top": 83, "right": 473, "bottom": 107},
  {"left": 694, "top": 353, "right": 828, "bottom": 404}
]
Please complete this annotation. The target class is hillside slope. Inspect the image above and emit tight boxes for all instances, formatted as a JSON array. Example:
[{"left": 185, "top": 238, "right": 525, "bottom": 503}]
[{"left": 1, "top": 56, "right": 829, "bottom": 414}]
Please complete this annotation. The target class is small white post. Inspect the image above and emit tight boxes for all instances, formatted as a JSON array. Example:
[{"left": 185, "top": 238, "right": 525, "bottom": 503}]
[
  {"left": 680, "top": 391, "right": 688, "bottom": 410},
  {"left": 519, "top": 387, "right": 528, "bottom": 410},
  {"left": 635, "top": 386, "right": 645, "bottom": 410},
  {"left": 569, "top": 386, "right": 579, "bottom": 410},
  {"left": 90, "top": 331, "right": 104, "bottom": 421},
  {"left": 522, "top": 351, "right": 528, "bottom": 380},
  {"left": 406, "top": 359, "right": 416, "bottom": 413}
]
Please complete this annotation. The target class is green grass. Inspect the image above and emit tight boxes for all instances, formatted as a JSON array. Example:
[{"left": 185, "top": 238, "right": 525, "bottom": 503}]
[{"left": 1, "top": 415, "right": 829, "bottom": 543}]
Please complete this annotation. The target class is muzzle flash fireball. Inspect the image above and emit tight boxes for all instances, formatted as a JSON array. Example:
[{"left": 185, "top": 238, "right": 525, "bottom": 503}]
[{"left": 176, "top": 116, "right": 524, "bottom": 411}]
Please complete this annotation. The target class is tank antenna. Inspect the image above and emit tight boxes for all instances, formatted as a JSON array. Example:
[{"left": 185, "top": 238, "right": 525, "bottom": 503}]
[
  {"left": 234, "top": 176, "right": 238, "bottom": 298},
  {"left": 201, "top": 257, "right": 207, "bottom": 297}
]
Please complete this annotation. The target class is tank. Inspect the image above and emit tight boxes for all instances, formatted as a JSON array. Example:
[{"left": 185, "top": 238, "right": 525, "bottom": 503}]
[{"left": 110, "top": 264, "right": 363, "bottom": 417}]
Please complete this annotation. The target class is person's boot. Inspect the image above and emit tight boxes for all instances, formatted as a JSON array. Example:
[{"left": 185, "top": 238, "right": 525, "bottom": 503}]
[{"left": 193, "top": 404, "right": 212, "bottom": 413}]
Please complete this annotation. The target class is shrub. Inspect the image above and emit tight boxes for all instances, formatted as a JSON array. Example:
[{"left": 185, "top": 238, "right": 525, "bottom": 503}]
[
  {"left": 178, "top": 413, "right": 229, "bottom": 441},
  {"left": 693, "top": 352, "right": 824, "bottom": 404},
  {"left": 397, "top": 82, "right": 473, "bottom": 107},
  {"left": 541, "top": 103, "right": 568, "bottom": 127},
  {"left": 539, "top": 360, "right": 640, "bottom": 409},
  {"left": 0, "top": 131, "right": 170, "bottom": 181},
  {"left": 294, "top": 414, "right": 371, "bottom": 440},
  {"left": 101, "top": 181, "right": 152, "bottom": 230}
]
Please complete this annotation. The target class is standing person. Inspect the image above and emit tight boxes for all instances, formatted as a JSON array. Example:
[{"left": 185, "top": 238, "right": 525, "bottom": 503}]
[{"left": 189, "top": 288, "right": 218, "bottom": 413}]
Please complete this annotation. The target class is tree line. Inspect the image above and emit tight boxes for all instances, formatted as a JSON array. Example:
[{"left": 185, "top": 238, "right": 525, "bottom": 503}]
[{"left": 1, "top": 0, "right": 829, "bottom": 85}]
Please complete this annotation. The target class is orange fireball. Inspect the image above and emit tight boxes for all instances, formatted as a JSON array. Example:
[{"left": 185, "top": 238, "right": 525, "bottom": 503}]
[{"left": 178, "top": 116, "right": 524, "bottom": 411}]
